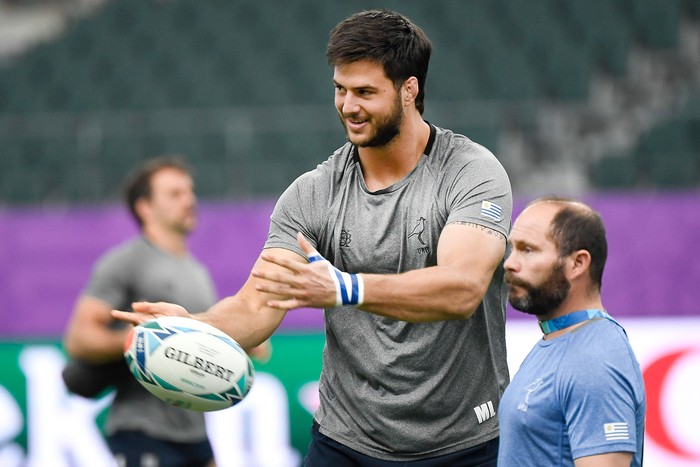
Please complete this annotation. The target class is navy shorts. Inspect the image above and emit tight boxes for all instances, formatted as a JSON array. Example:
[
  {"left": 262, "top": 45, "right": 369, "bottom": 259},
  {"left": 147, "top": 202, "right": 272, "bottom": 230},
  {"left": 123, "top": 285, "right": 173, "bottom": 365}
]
[
  {"left": 108, "top": 430, "right": 214, "bottom": 467},
  {"left": 303, "top": 421, "right": 498, "bottom": 467}
]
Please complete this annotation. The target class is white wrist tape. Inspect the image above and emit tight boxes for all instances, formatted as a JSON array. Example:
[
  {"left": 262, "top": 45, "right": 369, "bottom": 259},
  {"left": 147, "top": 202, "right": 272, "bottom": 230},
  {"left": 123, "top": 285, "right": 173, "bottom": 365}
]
[{"left": 308, "top": 251, "right": 364, "bottom": 306}]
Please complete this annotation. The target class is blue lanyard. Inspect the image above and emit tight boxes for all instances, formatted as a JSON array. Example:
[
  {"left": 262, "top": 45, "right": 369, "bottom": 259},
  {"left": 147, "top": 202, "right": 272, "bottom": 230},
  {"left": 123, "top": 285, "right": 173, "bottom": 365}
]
[{"left": 538, "top": 309, "right": 614, "bottom": 334}]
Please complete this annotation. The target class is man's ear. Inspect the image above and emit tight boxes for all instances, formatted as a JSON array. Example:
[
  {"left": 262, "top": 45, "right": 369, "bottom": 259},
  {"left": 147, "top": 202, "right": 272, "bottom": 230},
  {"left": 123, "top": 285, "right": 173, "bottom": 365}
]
[
  {"left": 403, "top": 77, "right": 419, "bottom": 106},
  {"left": 134, "top": 198, "right": 150, "bottom": 225},
  {"left": 566, "top": 249, "right": 591, "bottom": 282}
]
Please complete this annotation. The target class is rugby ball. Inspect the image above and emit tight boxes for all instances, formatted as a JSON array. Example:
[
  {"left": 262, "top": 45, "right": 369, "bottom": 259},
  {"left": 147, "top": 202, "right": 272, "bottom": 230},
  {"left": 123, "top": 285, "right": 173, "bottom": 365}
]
[{"left": 123, "top": 316, "right": 254, "bottom": 412}]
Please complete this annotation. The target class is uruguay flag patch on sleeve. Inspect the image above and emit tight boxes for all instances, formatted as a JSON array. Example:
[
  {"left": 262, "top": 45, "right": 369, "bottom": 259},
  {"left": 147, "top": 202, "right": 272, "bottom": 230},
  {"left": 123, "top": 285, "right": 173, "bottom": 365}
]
[
  {"left": 604, "top": 422, "right": 630, "bottom": 441},
  {"left": 480, "top": 201, "right": 503, "bottom": 222}
]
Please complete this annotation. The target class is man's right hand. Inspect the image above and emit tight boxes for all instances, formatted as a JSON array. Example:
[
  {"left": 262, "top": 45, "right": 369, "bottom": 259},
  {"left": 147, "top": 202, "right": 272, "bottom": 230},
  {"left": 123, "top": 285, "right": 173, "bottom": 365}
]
[{"left": 111, "top": 301, "right": 191, "bottom": 326}]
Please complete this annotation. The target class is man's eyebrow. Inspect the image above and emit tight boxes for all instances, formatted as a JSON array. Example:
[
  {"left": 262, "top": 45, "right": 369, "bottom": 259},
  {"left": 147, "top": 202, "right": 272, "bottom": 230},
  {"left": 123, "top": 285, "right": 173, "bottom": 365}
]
[{"left": 333, "top": 80, "right": 378, "bottom": 90}]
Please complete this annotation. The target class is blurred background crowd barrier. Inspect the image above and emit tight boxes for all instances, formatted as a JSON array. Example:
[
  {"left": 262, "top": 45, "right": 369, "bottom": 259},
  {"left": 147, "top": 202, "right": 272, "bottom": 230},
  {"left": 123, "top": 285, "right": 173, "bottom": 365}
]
[{"left": 0, "top": 1, "right": 698, "bottom": 466}]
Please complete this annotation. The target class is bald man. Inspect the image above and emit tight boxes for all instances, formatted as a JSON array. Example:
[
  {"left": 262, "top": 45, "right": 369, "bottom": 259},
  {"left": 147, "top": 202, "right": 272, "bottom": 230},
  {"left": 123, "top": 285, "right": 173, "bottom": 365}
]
[{"left": 498, "top": 196, "right": 646, "bottom": 467}]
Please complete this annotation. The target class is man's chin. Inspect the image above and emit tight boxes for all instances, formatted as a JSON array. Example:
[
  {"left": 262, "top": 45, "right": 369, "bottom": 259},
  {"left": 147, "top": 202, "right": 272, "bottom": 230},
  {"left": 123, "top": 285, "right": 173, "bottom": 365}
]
[
  {"left": 508, "top": 298, "right": 541, "bottom": 317},
  {"left": 345, "top": 131, "right": 370, "bottom": 147},
  {"left": 507, "top": 289, "right": 526, "bottom": 305},
  {"left": 179, "top": 221, "right": 196, "bottom": 235}
]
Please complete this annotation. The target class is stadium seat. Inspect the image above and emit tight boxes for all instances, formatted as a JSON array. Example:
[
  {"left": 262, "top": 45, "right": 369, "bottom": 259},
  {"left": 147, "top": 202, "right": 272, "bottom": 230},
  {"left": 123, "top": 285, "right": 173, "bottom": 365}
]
[
  {"left": 646, "top": 151, "right": 699, "bottom": 188},
  {"left": 633, "top": 119, "right": 699, "bottom": 188},
  {"left": 685, "top": 0, "right": 700, "bottom": 18},
  {"left": 630, "top": 0, "right": 682, "bottom": 48},
  {"left": 590, "top": 154, "right": 640, "bottom": 189},
  {"left": 561, "top": 0, "right": 633, "bottom": 76}
]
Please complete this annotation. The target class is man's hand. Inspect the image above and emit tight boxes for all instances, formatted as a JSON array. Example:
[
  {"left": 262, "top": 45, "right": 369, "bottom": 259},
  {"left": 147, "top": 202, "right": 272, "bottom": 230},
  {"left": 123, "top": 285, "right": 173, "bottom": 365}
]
[
  {"left": 111, "top": 301, "right": 191, "bottom": 326},
  {"left": 252, "top": 232, "right": 361, "bottom": 310},
  {"left": 247, "top": 339, "right": 273, "bottom": 363}
]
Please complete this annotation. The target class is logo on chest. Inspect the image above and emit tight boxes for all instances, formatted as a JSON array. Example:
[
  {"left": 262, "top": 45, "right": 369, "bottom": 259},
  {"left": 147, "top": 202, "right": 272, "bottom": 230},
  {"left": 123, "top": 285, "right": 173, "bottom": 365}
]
[
  {"left": 408, "top": 217, "right": 430, "bottom": 254},
  {"left": 339, "top": 230, "right": 352, "bottom": 248},
  {"left": 518, "top": 378, "right": 544, "bottom": 412}
]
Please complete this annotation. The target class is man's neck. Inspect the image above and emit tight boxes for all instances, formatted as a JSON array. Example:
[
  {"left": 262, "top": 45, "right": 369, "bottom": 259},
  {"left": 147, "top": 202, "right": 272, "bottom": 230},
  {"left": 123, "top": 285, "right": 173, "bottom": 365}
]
[
  {"left": 143, "top": 226, "right": 189, "bottom": 257},
  {"left": 540, "top": 293, "right": 604, "bottom": 340},
  {"left": 358, "top": 118, "right": 430, "bottom": 192}
]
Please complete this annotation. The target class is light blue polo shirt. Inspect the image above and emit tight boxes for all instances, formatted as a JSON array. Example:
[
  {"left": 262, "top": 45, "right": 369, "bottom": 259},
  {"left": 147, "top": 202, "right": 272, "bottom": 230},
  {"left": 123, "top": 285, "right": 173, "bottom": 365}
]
[{"left": 498, "top": 317, "right": 646, "bottom": 466}]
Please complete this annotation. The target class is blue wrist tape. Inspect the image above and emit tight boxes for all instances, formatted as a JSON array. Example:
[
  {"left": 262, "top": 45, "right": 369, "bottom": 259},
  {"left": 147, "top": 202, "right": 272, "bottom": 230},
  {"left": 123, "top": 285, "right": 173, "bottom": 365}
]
[{"left": 308, "top": 252, "right": 364, "bottom": 306}]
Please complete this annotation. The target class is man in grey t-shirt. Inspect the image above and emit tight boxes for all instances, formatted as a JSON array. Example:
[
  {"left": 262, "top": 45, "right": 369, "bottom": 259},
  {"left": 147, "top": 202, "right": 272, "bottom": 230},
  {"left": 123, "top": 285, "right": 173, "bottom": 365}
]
[
  {"left": 263, "top": 122, "right": 511, "bottom": 463},
  {"left": 113, "top": 10, "right": 512, "bottom": 466},
  {"left": 63, "top": 157, "right": 219, "bottom": 467}
]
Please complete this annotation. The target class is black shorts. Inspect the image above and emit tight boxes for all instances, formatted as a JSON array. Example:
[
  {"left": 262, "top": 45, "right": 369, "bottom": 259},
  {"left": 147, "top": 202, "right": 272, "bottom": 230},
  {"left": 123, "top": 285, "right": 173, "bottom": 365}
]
[
  {"left": 303, "top": 421, "right": 498, "bottom": 467},
  {"left": 108, "top": 430, "right": 214, "bottom": 467}
]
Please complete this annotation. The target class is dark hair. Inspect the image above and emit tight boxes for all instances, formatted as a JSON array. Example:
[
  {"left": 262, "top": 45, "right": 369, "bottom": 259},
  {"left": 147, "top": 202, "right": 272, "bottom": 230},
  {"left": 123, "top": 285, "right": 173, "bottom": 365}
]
[
  {"left": 123, "top": 155, "right": 192, "bottom": 228},
  {"left": 534, "top": 196, "right": 608, "bottom": 291},
  {"left": 326, "top": 9, "right": 432, "bottom": 114}
]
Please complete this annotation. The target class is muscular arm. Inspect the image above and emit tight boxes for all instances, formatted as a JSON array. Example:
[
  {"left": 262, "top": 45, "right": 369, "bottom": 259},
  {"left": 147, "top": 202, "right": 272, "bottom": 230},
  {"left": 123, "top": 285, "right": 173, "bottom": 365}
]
[
  {"left": 254, "top": 223, "right": 506, "bottom": 323},
  {"left": 360, "top": 222, "right": 505, "bottom": 321},
  {"left": 63, "top": 296, "right": 132, "bottom": 362},
  {"left": 575, "top": 452, "right": 633, "bottom": 467},
  {"left": 111, "top": 248, "right": 302, "bottom": 351},
  {"left": 196, "top": 251, "right": 296, "bottom": 348}
]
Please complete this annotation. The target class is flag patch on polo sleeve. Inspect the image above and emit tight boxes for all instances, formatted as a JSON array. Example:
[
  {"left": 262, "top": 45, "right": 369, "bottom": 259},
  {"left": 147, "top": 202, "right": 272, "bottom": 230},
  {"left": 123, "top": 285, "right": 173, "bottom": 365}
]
[{"left": 604, "top": 422, "right": 629, "bottom": 441}]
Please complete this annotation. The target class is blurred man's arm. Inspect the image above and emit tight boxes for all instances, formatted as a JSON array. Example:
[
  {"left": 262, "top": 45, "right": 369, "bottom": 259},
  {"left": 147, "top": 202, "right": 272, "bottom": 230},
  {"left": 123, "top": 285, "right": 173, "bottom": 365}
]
[{"left": 64, "top": 296, "right": 131, "bottom": 362}]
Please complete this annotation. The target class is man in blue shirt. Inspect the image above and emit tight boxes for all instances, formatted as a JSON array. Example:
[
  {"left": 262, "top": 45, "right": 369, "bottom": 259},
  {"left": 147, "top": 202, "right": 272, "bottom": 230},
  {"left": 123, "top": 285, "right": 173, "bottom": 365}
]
[{"left": 498, "top": 196, "right": 645, "bottom": 466}]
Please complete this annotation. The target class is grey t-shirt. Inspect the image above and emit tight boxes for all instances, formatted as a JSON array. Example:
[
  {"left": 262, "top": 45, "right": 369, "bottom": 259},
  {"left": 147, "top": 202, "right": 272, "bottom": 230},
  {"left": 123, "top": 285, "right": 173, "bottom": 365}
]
[
  {"left": 265, "top": 125, "right": 513, "bottom": 460},
  {"left": 84, "top": 236, "right": 217, "bottom": 443}
]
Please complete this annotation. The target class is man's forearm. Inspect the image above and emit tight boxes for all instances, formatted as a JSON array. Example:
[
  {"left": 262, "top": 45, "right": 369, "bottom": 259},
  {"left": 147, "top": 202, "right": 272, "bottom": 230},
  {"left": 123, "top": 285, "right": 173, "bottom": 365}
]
[
  {"left": 200, "top": 295, "right": 287, "bottom": 351},
  {"left": 358, "top": 265, "right": 492, "bottom": 322}
]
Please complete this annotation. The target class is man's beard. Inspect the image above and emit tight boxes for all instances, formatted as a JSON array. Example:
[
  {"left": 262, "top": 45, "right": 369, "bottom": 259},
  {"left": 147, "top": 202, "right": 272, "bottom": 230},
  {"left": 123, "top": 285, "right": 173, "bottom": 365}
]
[
  {"left": 506, "top": 261, "right": 570, "bottom": 317},
  {"left": 342, "top": 92, "right": 403, "bottom": 148},
  {"left": 173, "top": 210, "right": 197, "bottom": 236}
]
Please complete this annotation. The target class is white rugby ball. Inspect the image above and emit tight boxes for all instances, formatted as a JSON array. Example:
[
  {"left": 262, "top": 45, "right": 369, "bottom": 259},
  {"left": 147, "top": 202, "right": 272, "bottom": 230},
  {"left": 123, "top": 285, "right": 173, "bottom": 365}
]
[{"left": 123, "top": 316, "right": 254, "bottom": 412}]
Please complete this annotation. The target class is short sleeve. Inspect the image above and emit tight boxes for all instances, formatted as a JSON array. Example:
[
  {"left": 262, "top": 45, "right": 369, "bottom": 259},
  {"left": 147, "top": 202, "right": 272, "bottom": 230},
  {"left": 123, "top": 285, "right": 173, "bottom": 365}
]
[
  {"left": 443, "top": 145, "right": 512, "bottom": 238},
  {"left": 265, "top": 173, "right": 318, "bottom": 257},
  {"left": 83, "top": 248, "right": 134, "bottom": 309},
  {"left": 559, "top": 326, "right": 642, "bottom": 459}
]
